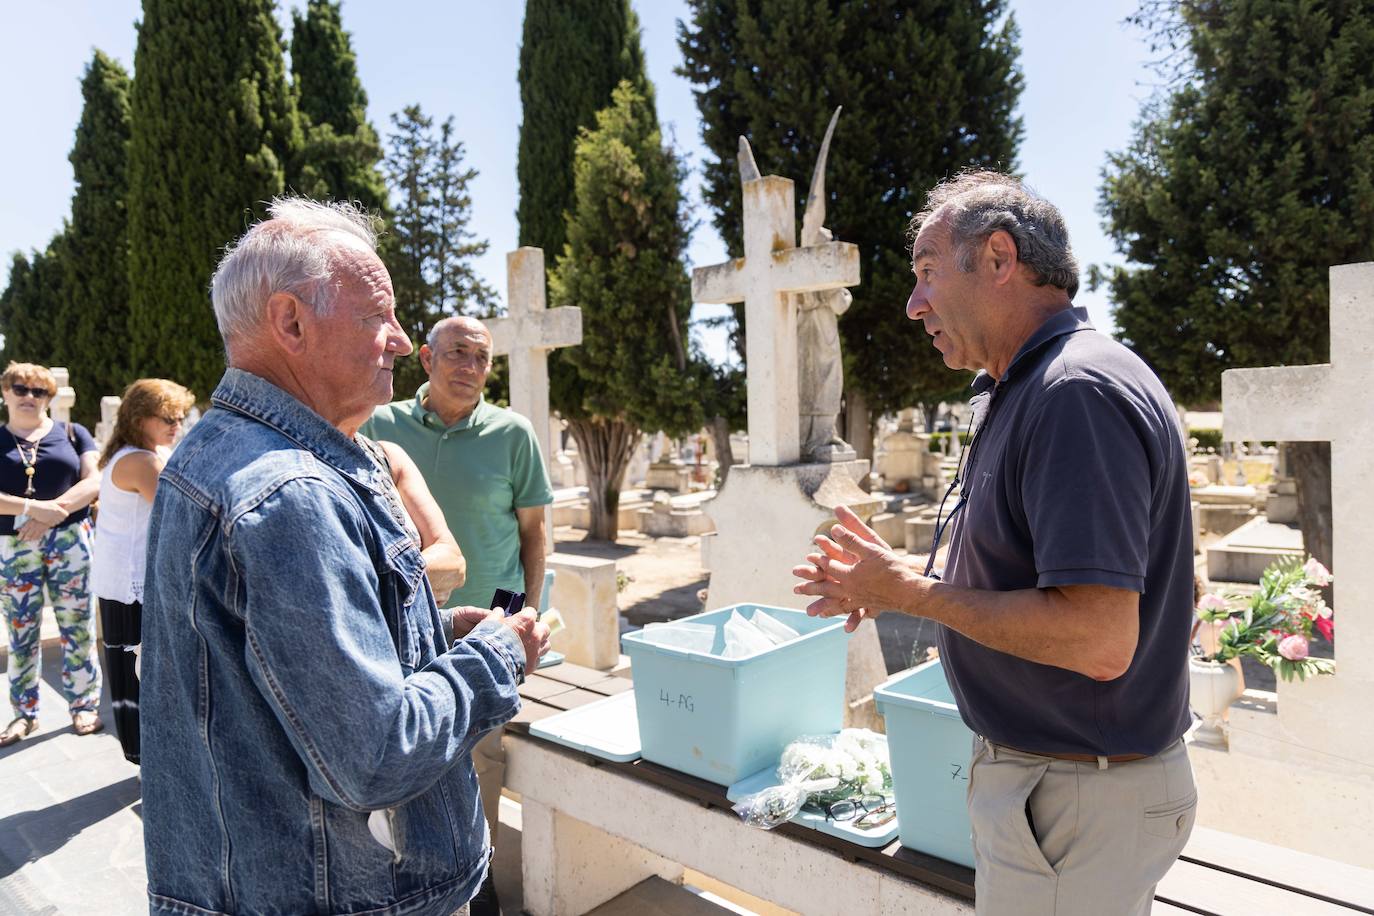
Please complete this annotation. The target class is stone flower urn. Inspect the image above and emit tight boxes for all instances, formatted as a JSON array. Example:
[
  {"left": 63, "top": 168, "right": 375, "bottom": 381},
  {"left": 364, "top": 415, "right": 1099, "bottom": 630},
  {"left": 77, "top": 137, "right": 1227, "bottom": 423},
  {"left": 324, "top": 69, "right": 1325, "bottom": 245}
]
[{"left": 1188, "top": 657, "right": 1243, "bottom": 749}]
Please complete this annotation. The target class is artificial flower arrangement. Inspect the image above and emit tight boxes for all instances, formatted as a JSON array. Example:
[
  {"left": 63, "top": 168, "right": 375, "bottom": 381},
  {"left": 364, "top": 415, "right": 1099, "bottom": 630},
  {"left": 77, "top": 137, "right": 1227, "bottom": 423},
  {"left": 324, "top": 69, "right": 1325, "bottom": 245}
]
[{"left": 1195, "top": 557, "right": 1335, "bottom": 682}]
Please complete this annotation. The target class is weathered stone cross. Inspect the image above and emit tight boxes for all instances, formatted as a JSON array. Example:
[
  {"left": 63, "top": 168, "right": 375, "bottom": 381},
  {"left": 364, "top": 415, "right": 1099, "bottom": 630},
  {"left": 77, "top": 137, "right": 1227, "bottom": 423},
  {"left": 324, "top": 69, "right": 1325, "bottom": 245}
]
[
  {"left": 487, "top": 247, "right": 583, "bottom": 466},
  {"left": 692, "top": 176, "right": 860, "bottom": 466},
  {"left": 1221, "top": 261, "right": 1374, "bottom": 761}
]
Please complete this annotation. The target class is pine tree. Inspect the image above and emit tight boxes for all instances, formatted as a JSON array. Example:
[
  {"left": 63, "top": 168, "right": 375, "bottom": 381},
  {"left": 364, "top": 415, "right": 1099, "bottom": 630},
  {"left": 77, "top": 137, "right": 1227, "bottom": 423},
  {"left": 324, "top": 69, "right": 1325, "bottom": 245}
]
[
  {"left": 289, "top": 0, "right": 388, "bottom": 213},
  {"left": 1098, "top": 0, "right": 1374, "bottom": 570},
  {"left": 678, "top": 0, "right": 1023, "bottom": 436},
  {"left": 431, "top": 119, "right": 495, "bottom": 320},
  {"left": 127, "top": 0, "right": 302, "bottom": 399},
  {"left": 549, "top": 81, "right": 703, "bottom": 540},
  {"left": 63, "top": 50, "right": 133, "bottom": 417},
  {"left": 516, "top": 0, "right": 651, "bottom": 257},
  {"left": 382, "top": 106, "right": 495, "bottom": 398}
]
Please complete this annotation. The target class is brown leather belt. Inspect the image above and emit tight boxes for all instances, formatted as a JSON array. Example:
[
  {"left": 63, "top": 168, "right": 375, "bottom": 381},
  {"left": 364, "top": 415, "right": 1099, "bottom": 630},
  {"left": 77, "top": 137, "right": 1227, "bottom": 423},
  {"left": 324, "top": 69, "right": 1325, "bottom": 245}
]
[{"left": 1002, "top": 743, "right": 1148, "bottom": 764}]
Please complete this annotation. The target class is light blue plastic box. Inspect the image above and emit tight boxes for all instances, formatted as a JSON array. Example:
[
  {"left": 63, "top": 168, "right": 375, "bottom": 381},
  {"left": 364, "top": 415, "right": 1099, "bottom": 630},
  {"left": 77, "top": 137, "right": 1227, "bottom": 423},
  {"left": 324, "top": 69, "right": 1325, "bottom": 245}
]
[
  {"left": 621, "top": 604, "right": 847, "bottom": 786},
  {"left": 873, "top": 659, "right": 976, "bottom": 868}
]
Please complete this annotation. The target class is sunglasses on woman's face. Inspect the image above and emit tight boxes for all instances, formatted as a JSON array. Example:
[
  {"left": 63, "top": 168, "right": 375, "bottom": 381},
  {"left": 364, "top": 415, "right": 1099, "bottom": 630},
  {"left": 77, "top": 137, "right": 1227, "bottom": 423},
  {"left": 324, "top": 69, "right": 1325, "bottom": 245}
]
[{"left": 7, "top": 384, "right": 51, "bottom": 399}]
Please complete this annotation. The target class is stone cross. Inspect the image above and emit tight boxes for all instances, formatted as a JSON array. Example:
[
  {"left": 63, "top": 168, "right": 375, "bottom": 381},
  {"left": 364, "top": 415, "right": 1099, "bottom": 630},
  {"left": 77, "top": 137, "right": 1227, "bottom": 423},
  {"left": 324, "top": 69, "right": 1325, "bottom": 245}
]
[
  {"left": 95, "top": 395, "right": 121, "bottom": 448},
  {"left": 1221, "top": 261, "right": 1374, "bottom": 762},
  {"left": 692, "top": 176, "right": 859, "bottom": 466},
  {"left": 49, "top": 367, "right": 74, "bottom": 424},
  {"left": 486, "top": 247, "right": 583, "bottom": 467}
]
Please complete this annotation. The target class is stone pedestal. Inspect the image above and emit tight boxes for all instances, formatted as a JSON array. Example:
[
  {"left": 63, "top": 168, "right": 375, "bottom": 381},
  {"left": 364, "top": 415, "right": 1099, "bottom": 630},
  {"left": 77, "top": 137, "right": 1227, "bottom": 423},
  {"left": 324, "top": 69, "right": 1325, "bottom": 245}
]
[
  {"left": 636, "top": 491, "right": 717, "bottom": 538},
  {"left": 546, "top": 552, "right": 620, "bottom": 670},
  {"left": 644, "top": 460, "right": 689, "bottom": 493},
  {"left": 703, "top": 461, "right": 888, "bottom": 728},
  {"left": 1266, "top": 477, "right": 1299, "bottom": 524},
  {"left": 875, "top": 428, "right": 939, "bottom": 495}
]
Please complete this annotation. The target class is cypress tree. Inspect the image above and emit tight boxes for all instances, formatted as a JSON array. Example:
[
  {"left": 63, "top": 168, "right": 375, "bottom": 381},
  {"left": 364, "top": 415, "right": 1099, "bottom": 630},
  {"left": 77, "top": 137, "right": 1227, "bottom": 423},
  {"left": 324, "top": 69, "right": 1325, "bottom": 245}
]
[
  {"left": 289, "top": 0, "right": 388, "bottom": 213},
  {"left": 63, "top": 50, "right": 133, "bottom": 416},
  {"left": 548, "top": 81, "right": 703, "bottom": 541},
  {"left": 678, "top": 0, "right": 1023, "bottom": 433},
  {"left": 127, "top": 0, "right": 302, "bottom": 399},
  {"left": 516, "top": 0, "right": 651, "bottom": 257},
  {"left": 1098, "top": 0, "right": 1374, "bottom": 569},
  {"left": 0, "top": 244, "right": 67, "bottom": 370}
]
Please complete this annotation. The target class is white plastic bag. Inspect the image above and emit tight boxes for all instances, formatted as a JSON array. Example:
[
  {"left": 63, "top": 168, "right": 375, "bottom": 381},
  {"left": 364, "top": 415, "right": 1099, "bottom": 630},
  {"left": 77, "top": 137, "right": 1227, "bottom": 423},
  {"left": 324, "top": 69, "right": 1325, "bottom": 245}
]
[
  {"left": 722, "top": 610, "right": 775, "bottom": 658},
  {"left": 750, "top": 610, "right": 800, "bottom": 646},
  {"left": 641, "top": 621, "right": 716, "bottom": 653}
]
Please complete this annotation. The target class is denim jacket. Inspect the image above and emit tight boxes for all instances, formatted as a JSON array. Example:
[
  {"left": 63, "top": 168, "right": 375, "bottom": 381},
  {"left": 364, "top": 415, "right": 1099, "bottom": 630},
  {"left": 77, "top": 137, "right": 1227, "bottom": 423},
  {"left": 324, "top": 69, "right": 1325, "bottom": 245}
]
[{"left": 141, "top": 369, "right": 526, "bottom": 916}]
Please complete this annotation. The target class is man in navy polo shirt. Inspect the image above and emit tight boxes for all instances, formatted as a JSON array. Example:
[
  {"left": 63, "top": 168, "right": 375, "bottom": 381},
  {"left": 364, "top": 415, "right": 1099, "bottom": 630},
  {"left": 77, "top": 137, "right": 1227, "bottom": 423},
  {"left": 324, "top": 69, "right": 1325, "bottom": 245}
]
[{"left": 794, "top": 171, "right": 1195, "bottom": 914}]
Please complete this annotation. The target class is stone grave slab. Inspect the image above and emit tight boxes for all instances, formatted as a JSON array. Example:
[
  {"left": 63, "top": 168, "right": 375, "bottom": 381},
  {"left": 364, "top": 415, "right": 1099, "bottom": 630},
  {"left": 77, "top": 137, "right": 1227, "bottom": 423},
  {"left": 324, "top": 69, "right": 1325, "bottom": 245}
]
[{"left": 1205, "top": 517, "right": 1304, "bottom": 583}]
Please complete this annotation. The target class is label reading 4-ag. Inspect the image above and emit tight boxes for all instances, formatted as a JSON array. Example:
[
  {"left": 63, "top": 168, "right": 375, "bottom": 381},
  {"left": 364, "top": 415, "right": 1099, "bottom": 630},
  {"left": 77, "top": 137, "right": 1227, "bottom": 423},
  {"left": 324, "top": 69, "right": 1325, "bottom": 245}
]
[{"left": 659, "top": 689, "right": 694, "bottom": 712}]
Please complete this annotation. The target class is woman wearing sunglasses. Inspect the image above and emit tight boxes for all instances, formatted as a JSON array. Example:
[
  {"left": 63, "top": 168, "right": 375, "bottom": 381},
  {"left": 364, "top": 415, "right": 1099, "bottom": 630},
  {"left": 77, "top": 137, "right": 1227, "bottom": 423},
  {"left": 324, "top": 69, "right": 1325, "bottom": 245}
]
[
  {"left": 0, "top": 362, "right": 103, "bottom": 746},
  {"left": 89, "top": 378, "right": 195, "bottom": 765}
]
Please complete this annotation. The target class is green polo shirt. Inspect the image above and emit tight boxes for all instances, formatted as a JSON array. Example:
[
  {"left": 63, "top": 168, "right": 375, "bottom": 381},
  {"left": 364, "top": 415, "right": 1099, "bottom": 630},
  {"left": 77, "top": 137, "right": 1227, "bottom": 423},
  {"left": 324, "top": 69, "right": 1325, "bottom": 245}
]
[{"left": 361, "top": 384, "right": 553, "bottom": 609}]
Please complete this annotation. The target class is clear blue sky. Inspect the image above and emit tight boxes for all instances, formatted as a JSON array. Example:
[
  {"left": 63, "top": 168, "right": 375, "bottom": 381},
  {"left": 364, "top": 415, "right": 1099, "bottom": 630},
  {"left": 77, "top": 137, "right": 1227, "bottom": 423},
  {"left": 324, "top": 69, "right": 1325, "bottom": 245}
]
[{"left": 1, "top": 0, "right": 1153, "bottom": 369}]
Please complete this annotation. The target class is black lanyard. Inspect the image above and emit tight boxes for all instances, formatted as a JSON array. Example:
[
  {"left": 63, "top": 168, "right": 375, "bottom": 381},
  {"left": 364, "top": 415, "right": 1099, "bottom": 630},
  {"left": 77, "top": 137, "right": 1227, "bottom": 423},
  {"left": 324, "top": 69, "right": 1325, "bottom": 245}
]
[{"left": 923, "top": 384, "right": 1000, "bottom": 580}]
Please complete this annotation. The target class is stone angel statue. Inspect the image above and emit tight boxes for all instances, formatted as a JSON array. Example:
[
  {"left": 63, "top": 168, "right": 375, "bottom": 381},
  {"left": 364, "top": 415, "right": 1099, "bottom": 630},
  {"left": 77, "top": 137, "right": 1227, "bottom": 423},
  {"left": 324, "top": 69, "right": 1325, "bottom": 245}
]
[{"left": 738, "top": 107, "right": 854, "bottom": 462}]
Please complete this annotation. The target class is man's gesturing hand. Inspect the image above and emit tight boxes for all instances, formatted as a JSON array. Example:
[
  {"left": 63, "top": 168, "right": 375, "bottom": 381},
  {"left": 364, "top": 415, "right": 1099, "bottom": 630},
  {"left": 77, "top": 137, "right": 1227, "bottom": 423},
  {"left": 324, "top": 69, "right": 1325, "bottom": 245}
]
[{"left": 792, "top": 505, "right": 914, "bottom": 633}]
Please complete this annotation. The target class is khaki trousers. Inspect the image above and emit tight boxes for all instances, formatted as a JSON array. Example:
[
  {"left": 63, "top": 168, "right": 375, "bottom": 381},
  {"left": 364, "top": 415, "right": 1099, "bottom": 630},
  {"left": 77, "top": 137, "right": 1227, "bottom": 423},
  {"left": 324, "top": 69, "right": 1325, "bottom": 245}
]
[{"left": 968, "top": 736, "right": 1196, "bottom": 915}]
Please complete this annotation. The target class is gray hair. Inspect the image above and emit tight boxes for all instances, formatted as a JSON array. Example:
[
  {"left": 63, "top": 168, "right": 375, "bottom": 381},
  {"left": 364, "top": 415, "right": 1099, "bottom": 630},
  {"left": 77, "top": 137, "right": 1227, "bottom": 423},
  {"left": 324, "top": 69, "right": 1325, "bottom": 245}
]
[
  {"left": 210, "top": 197, "right": 379, "bottom": 343},
  {"left": 910, "top": 170, "right": 1079, "bottom": 299}
]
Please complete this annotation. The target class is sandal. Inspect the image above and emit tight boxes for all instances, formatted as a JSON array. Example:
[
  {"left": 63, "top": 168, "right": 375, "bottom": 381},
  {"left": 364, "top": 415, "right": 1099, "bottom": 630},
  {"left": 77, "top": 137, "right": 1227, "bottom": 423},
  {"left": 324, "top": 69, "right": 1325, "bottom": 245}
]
[
  {"left": 72, "top": 710, "right": 104, "bottom": 736},
  {"left": 0, "top": 716, "right": 39, "bottom": 747}
]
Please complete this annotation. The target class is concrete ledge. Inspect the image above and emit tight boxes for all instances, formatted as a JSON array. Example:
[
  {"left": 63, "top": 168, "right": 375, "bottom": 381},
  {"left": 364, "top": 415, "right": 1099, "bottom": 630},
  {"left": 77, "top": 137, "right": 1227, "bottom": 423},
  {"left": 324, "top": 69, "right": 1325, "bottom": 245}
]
[{"left": 506, "top": 735, "right": 972, "bottom": 915}]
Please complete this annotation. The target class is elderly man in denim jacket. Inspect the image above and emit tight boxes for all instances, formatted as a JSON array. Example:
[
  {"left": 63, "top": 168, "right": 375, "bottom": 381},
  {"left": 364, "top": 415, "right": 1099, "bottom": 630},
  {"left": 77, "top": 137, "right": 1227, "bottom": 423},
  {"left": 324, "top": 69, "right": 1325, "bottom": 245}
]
[{"left": 139, "top": 198, "right": 548, "bottom": 916}]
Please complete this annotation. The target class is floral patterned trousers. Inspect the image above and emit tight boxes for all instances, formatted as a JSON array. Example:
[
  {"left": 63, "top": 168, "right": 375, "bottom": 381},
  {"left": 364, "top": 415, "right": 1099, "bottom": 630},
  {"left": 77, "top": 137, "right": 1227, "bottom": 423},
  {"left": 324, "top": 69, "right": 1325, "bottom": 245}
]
[{"left": 1, "top": 521, "right": 101, "bottom": 719}]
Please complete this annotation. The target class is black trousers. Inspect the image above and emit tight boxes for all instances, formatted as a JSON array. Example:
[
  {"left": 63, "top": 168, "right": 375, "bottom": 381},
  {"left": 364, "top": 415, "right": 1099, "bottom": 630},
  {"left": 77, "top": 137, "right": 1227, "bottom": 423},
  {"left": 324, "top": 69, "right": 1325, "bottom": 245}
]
[{"left": 99, "top": 598, "right": 141, "bottom": 765}]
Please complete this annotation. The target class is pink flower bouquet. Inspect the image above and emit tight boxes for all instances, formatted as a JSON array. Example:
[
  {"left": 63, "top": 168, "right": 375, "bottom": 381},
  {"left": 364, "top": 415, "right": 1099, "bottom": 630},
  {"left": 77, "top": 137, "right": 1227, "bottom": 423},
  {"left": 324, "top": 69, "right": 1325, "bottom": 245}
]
[{"left": 1195, "top": 557, "right": 1335, "bottom": 682}]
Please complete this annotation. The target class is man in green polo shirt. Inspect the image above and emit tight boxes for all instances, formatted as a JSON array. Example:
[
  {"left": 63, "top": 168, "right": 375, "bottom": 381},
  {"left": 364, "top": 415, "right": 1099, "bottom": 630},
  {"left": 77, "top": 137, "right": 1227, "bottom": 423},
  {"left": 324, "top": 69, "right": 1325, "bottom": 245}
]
[
  {"left": 362, "top": 315, "right": 552, "bottom": 916},
  {"left": 362, "top": 315, "right": 552, "bottom": 612}
]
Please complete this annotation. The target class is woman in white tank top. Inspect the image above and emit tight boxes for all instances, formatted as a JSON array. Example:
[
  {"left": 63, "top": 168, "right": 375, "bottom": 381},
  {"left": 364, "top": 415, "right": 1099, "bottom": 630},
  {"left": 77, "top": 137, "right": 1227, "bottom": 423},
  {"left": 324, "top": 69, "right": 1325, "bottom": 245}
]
[{"left": 92, "top": 379, "right": 194, "bottom": 765}]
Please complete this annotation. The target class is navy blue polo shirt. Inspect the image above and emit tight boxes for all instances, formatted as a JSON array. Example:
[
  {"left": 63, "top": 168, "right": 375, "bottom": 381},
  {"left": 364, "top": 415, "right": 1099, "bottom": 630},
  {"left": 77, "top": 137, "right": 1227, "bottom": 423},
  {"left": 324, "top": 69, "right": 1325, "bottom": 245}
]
[
  {"left": 936, "top": 307, "right": 1193, "bottom": 757},
  {"left": 1, "top": 421, "right": 97, "bottom": 536}
]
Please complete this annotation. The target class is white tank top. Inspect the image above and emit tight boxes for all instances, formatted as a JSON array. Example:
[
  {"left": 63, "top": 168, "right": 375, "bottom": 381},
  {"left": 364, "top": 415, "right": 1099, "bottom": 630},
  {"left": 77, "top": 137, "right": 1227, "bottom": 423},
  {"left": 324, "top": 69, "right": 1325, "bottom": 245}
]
[{"left": 90, "top": 446, "right": 156, "bottom": 604}]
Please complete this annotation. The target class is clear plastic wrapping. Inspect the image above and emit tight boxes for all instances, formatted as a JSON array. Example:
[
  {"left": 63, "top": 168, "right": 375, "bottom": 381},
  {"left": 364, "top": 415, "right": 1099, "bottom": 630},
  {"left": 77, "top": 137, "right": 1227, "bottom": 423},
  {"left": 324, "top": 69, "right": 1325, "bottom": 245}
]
[{"left": 731, "top": 729, "right": 892, "bottom": 829}]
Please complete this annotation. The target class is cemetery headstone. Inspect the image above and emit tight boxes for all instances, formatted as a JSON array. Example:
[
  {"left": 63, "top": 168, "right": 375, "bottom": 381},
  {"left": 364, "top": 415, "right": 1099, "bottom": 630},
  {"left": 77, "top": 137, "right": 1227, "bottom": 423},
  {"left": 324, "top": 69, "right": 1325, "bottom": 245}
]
[
  {"left": 1221, "top": 261, "right": 1374, "bottom": 762},
  {"left": 692, "top": 132, "right": 886, "bottom": 726}
]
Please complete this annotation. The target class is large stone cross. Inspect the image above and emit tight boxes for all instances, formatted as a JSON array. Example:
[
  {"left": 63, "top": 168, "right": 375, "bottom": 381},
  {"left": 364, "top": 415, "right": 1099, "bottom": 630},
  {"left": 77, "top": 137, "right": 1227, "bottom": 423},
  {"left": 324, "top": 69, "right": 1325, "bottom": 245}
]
[
  {"left": 692, "top": 176, "right": 859, "bottom": 466},
  {"left": 1221, "top": 261, "right": 1374, "bottom": 761},
  {"left": 487, "top": 247, "right": 583, "bottom": 465}
]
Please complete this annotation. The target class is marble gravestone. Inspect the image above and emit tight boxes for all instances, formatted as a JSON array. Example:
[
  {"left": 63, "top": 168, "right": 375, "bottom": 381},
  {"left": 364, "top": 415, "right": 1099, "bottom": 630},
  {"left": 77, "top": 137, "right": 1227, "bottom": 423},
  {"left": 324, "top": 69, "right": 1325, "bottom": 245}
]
[
  {"left": 692, "top": 119, "right": 887, "bottom": 726},
  {"left": 1221, "top": 261, "right": 1374, "bottom": 763}
]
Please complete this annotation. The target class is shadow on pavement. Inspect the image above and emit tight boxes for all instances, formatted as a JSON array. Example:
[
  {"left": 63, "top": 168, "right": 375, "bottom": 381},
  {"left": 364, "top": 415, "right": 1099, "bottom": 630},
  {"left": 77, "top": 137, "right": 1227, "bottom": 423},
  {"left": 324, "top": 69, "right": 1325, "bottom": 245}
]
[{"left": 0, "top": 774, "right": 140, "bottom": 879}]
